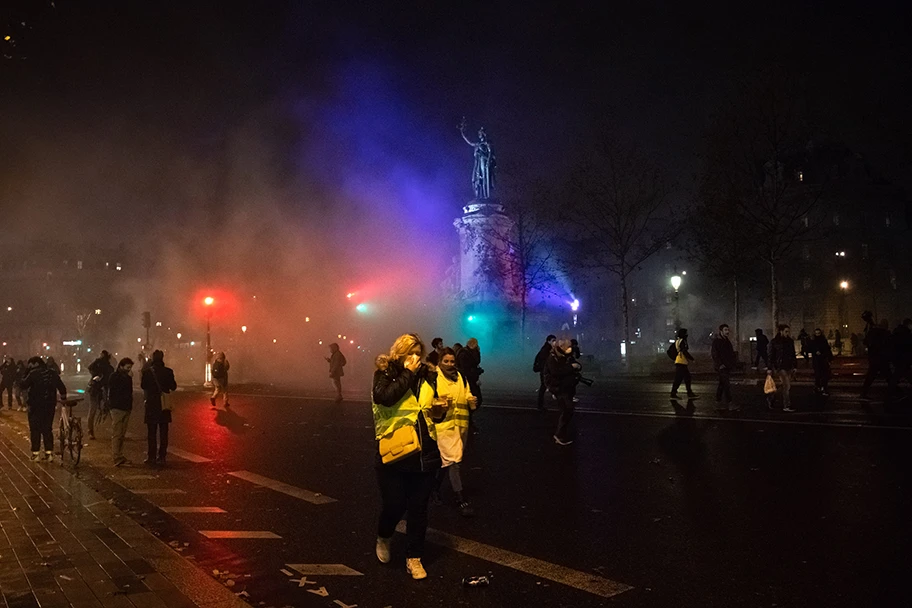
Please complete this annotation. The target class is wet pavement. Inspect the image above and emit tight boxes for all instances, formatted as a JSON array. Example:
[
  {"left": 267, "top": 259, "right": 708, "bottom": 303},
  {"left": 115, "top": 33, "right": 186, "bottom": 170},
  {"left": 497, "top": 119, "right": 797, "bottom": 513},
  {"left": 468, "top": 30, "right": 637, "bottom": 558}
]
[{"left": 1, "top": 374, "right": 910, "bottom": 607}]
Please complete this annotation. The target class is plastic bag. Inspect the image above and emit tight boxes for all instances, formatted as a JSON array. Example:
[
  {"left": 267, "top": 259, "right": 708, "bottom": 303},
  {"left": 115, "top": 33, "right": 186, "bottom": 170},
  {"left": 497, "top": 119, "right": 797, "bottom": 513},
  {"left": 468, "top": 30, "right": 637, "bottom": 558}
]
[{"left": 763, "top": 374, "right": 777, "bottom": 394}]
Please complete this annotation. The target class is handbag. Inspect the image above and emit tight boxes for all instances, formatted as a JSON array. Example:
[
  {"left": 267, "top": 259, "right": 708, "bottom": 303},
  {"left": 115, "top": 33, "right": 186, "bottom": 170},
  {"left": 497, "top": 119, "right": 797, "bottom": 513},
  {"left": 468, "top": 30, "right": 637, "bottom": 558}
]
[
  {"left": 151, "top": 369, "right": 173, "bottom": 411},
  {"left": 378, "top": 424, "right": 420, "bottom": 464},
  {"left": 763, "top": 374, "right": 777, "bottom": 395}
]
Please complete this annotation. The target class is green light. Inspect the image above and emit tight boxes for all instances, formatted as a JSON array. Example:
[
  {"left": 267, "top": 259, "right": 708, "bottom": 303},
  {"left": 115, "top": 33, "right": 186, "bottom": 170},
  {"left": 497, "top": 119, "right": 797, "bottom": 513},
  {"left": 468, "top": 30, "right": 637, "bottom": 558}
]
[
  {"left": 467, "top": 315, "right": 476, "bottom": 321},
  {"left": 356, "top": 303, "right": 368, "bottom": 313}
]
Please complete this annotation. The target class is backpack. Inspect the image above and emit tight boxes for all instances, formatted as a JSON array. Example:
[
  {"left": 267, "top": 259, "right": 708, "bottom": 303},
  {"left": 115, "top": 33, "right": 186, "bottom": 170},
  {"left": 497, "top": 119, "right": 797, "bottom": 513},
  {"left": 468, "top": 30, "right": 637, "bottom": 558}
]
[{"left": 666, "top": 342, "right": 678, "bottom": 361}]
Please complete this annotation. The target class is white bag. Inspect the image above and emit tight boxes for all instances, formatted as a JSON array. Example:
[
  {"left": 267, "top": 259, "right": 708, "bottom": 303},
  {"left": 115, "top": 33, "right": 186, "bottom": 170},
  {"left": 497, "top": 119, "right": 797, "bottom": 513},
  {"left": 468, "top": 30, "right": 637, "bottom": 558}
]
[{"left": 763, "top": 374, "right": 777, "bottom": 394}]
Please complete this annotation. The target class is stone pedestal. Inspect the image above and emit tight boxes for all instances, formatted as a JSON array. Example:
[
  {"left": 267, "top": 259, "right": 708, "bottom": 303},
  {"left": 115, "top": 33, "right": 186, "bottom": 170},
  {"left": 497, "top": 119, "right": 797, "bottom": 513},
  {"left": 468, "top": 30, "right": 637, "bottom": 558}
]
[{"left": 453, "top": 199, "right": 522, "bottom": 305}]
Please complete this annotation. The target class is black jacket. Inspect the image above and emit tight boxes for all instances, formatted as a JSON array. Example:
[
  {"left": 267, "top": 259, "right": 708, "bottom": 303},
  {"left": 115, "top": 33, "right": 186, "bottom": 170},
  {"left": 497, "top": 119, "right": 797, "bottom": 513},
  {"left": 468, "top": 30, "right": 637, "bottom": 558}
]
[
  {"left": 211, "top": 358, "right": 229, "bottom": 383},
  {"left": 864, "top": 327, "right": 892, "bottom": 361},
  {"left": 544, "top": 351, "right": 578, "bottom": 397},
  {"left": 328, "top": 350, "right": 346, "bottom": 378},
  {"left": 141, "top": 363, "right": 176, "bottom": 424},
  {"left": 769, "top": 335, "right": 797, "bottom": 371},
  {"left": 455, "top": 347, "right": 482, "bottom": 384},
  {"left": 756, "top": 333, "right": 770, "bottom": 354},
  {"left": 0, "top": 360, "right": 16, "bottom": 384},
  {"left": 711, "top": 336, "right": 737, "bottom": 371},
  {"left": 372, "top": 359, "right": 441, "bottom": 472},
  {"left": 89, "top": 357, "right": 114, "bottom": 385},
  {"left": 810, "top": 335, "right": 833, "bottom": 364},
  {"left": 108, "top": 369, "right": 134, "bottom": 411},
  {"left": 21, "top": 366, "right": 67, "bottom": 408},
  {"left": 533, "top": 343, "right": 551, "bottom": 374}
]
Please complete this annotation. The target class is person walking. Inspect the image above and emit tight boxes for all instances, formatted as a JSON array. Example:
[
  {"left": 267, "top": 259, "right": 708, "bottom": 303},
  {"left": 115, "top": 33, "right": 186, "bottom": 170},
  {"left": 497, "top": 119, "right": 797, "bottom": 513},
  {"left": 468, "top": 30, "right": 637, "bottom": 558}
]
[
  {"left": 534, "top": 335, "right": 557, "bottom": 411},
  {"left": 326, "top": 343, "right": 347, "bottom": 402},
  {"left": 809, "top": 328, "right": 833, "bottom": 396},
  {"left": 108, "top": 358, "right": 135, "bottom": 467},
  {"left": 372, "top": 333, "right": 443, "bottom": 580},
  {"left": 431, "top": 347, "right": 477, "bottom": 517},
  {"left": 860, "top": 317, "right": 895, "bottom": 401},
  {"left": 141, "top": 350, "right": 177, "bottom": 466},
  {"left": 0, "top": 356, "right": 16, "bottom": 409},
  {"left": 753, "top": 328, "right": 770, "bottom": 369},
  {"left": 20, "top": 356, "right": 67, "bottom": 462},
  {"left": 834, "top": 329, "right": 844, "bottom": 356},
  {"left": 768, "top": 324, "right": 797, "bottom": 412},
  {"left": 797, "top": 329, "right": 810, "bottom": 364},
  {"left": 711, "top": 324, "right": 738, "bottom": 411},
  {"left": 13, "top": 360, "right": 27, "bottom": 411},
  {"left": 87, "top": 350, "right": 114, "bottom": 440},
  {"left": 210, "top": 351, "right": 230, "bottom": 408},
  {"left": 670, "top": 328, "right": 698, "bottom": 400},
  {"left": 456, "top": 337, "right": 483, "bottom": 410},
  {"left": 545, "top": 338, "right": 580, "bottom": 445}
]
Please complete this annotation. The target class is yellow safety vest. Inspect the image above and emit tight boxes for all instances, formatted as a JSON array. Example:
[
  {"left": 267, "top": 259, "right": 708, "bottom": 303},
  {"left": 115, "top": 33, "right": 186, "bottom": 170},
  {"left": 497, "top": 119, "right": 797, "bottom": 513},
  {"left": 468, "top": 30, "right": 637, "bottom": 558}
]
[
  {"left": 372, "top": 382, "right": 439, "bottom": 441},
  {"left": 434, "top": 373, "right": 473, "bottom": 431}
]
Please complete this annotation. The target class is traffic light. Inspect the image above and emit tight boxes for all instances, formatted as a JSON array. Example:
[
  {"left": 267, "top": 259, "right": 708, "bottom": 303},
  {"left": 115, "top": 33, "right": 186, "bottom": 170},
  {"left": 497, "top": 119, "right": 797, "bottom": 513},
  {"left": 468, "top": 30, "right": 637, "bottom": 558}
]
[{"left": 142, "top": 311, "right": 151, "bottom": 328}]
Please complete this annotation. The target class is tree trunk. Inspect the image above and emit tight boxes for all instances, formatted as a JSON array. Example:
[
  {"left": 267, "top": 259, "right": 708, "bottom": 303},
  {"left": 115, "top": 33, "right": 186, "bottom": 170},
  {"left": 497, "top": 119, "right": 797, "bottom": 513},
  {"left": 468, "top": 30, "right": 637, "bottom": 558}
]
[
  {"left": 520, "top": 283, "right": 527, "bottom": 355},
  {"left": 770, "top": 261, "right": 779, "bottom": 330},
  {"left": 734, "top": 276, "right": 741, "bottom": 360},
  {"left": 621, "top": 272, "right": 631, "bottom": 372}
]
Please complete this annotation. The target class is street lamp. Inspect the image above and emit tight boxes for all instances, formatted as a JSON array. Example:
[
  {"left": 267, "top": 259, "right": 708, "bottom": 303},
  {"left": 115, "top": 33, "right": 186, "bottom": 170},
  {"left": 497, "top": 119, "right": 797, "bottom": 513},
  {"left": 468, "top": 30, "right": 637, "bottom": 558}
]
[
  {"left": 839, "top": 280, "right": 849, "bottom": 330},
  {"left": 204, "top": 296, "right": 214, "bottom": 386},
  {"left": 670, "top": 274, "right": 682, "bottom": 330}
]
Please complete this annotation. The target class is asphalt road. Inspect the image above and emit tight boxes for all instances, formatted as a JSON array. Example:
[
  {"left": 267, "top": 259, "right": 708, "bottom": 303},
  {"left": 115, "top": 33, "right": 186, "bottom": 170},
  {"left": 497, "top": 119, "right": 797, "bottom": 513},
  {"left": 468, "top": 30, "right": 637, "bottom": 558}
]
[{"left": 10, "top": 375, "right": 912, "bottom": 608}]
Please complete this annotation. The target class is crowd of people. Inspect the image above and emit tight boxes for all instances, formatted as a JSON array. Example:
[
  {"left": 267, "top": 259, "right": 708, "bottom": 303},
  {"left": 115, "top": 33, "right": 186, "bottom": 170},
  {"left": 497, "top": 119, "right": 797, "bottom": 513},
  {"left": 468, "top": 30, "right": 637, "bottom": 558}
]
[{"left": 0, "top": 349, "right": 176, "bottom": 466}]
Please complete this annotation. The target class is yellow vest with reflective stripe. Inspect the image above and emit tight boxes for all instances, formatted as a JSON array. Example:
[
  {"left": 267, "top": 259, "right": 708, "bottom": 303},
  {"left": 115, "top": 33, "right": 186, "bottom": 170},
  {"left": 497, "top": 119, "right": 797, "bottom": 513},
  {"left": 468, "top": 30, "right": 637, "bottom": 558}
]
[
  {"left": 372, "top": 381, "right": 439, "bottom": 441},
  {"left": 434, "top": 372, "right": 473, "bottom": 430}
]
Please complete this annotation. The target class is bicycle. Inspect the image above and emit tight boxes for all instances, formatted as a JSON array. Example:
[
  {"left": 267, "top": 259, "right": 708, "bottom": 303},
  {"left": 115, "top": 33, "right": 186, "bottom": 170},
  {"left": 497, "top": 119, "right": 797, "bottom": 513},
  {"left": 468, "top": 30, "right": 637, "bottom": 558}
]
[{"left": 57, "top": 398, "right": 84, "bottom": 465}]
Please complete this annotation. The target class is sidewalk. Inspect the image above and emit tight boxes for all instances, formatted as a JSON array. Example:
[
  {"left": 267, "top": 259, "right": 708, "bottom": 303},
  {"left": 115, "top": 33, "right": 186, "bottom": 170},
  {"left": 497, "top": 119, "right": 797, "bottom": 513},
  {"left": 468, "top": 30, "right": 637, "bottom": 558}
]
[{"left": 0, "top": 412, "right": 249, "bottom": 608}]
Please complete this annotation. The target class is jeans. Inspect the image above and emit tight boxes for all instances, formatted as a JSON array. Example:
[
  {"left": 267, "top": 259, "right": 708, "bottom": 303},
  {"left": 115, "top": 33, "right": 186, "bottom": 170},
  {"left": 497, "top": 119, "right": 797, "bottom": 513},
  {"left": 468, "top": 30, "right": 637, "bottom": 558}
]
[
  {"left": 331, "top": 377, "right": 342, "bottom": 399},
  {"left": 555, "top": 394, "right": 575, "bottom": 440},
  {"left": 110, "top": 409, "right": 131, "bottom": 463},
  {"left": 147, "top": 422, "right": 170, "bottom": 461},
  {"left": 776, "top": 370, "right": 792, "bottom": 408},
  {"left": 537, "top": 372, "right": 548, "bottom": 409},
  {"left": 716, "top": 368, "right": 732, "bottom": 403},
  {"left": 28, "top": 405, "right": 55, "bottom": 453},
  {"left": 376, "top": 467, "right": 436, "bottom": 558},
  {"left": 672, "top": 364, "right": 693, "bottom": 395}
]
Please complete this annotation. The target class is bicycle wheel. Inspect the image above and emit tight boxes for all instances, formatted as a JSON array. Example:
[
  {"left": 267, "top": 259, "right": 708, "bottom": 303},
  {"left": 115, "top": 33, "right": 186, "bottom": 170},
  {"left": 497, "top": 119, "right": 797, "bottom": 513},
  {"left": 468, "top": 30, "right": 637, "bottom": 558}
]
[{"left": 58, "top": 417, "right": 66, "bottom": 459}]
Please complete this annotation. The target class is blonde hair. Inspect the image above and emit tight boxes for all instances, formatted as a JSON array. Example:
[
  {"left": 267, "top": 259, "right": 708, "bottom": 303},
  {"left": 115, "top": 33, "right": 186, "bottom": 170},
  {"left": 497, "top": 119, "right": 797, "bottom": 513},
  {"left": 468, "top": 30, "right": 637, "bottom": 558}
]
[
  {"left": 466, "top": 337, "right": 478, "bottom": 349},
  {"left": 389, "top": 333, "right": 425, "bottom": 363}
]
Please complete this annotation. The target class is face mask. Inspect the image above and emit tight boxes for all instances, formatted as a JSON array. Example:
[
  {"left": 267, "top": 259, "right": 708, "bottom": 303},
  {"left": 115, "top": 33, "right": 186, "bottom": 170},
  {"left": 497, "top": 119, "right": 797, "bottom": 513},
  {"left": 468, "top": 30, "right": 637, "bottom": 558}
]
[{"left": 439, "top": 362, "right": 458, "bottom": 380}]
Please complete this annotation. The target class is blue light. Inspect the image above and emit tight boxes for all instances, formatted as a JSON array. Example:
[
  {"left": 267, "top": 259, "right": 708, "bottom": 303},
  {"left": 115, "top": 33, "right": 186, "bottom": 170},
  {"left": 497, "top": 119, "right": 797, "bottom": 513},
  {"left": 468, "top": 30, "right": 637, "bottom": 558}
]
[
  {"left": 356, "top": 303, "right": 368, "bottom": 313},
  {"left": 570, "top": 298, "right": 580, "bottom": 312},
  {"left": 467, "top": 315, "right": 476, "bottom": 322}
]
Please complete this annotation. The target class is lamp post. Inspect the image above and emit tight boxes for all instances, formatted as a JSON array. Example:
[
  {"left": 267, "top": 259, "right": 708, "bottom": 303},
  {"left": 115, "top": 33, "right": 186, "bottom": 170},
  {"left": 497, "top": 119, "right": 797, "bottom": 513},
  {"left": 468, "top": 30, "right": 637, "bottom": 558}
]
[
  {"left": 670, "top": 274, "right": 682, "bottom": 330},
  {"left": 204, "top": 296, "right": 214, "bottom": 386},
  {"left": 839, "top": 280, "right": 849, "bottom": 331}
]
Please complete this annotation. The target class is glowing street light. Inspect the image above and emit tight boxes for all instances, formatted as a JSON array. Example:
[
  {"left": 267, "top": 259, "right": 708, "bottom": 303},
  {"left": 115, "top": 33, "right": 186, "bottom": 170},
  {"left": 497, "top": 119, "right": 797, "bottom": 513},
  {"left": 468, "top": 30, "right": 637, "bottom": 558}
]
[
  {"left": 203, "top": 296, "right": 214, "bottom": 386},
  {"left": 241, "top": 325, "right": 247, "bottom": 333},
  {"left": 840, "top": 280, "right": 849, "bottom": 290},
  {"left": 570, "top": 298, "right": 580, "bottom": 312},
  {"left": 670, "top": 273, "right": 682, "bottom": 330},
  {"left": 176, "top": 333, "right": 182, "bottom": 340}
]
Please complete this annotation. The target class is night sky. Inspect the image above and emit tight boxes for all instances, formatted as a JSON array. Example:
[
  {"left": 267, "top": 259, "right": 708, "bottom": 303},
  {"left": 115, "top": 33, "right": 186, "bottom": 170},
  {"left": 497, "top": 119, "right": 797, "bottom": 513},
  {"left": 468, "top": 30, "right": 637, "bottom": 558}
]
[{"left": 2, "top": 1, "right": 909, "bottom": 243}]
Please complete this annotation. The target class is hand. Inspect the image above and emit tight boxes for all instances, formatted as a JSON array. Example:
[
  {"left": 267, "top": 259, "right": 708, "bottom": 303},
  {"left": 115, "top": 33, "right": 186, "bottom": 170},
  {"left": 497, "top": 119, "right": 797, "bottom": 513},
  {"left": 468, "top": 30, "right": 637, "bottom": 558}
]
[
  {"left": 571, "top": 363, "right": 581, "bottom": 370},
  {"left": 404, "top": 354, "right": 421, "bottom": 372},
  {"left": 767, "top": 370, "right": 772, "bottom": 375}
]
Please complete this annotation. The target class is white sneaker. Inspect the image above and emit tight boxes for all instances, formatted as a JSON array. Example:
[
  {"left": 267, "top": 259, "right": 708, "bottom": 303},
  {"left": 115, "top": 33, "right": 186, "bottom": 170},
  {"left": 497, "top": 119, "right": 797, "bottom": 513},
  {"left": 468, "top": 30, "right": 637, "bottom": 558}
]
[
  {"left": 406, "top": 558, "right": 427, "bottom": 580},
  {"left": 553, "top": 435, "right": 574, "bottom": 446},
  {"left": 45, "top": 452, "right": 54, "bottom": 463},
  {"left": 31, "top": 452, "right": 41, "bottom": 461},
  {"left": 375, "top": 536, "right": 391, "bottom": 564},
  {"left": 783, "top": 407, "right": 796, "bottom": 413}
]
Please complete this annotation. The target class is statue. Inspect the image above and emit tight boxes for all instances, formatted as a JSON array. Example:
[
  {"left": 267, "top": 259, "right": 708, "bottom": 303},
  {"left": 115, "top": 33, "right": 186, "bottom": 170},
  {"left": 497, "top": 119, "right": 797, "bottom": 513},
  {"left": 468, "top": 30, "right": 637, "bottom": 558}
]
[{"left": 459, "top": 117, "right": 496, "bottom": 200}]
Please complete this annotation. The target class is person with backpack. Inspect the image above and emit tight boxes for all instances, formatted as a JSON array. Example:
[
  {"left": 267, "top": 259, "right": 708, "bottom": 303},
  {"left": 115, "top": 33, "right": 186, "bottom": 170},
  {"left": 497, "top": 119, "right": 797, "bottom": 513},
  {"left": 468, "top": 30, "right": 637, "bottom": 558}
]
[
  {"left": 210, "top": 351, "right": 230, "bottom": 408},
  {"left": 670, "top": 328, "right": 698, "bottom": 400},
  {"left": 326, "top": 343, "right": 347, "bottom": 402},
  {"left": 534, "top": 335, "right": 557, "bottom": 411},
  {"left": 20, "top": 356, "right": 67, "bottom": 462},
  {"left": 141, "top": 350, "right": 177, "bottom": 466}
]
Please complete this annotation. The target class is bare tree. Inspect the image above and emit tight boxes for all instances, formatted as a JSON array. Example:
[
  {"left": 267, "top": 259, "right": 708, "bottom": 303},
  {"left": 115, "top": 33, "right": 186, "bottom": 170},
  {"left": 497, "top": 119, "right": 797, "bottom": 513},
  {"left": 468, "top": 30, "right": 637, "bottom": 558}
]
[
  {"left": 567, "top": 138, "right": 678, "bottom": 367},
  {"left": 705, "top": 70, "right": 826, "bottom": 329}
]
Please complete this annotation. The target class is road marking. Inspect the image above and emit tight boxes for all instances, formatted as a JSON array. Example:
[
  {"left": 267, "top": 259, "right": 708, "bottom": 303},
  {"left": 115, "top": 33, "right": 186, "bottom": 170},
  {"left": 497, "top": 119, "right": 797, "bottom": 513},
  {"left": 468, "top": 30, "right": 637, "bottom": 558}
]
[
  {"left": 287, "top": 564, "right": 363, "bottom": 576},
  {"left": 228, "top": 470, "right": 337, "bottom": 504},
  {"left": 199, "top": 530, "right": 281, "bottom": 539},
  {"left": 168, "top": 447, "right": 213, "bottom": 463},
  {"left": 396, "top": 523, "right": 632, "bottom": 599},
  {"left": 132, "top": 489, "right": 186, "bottom": 495},
  {"left": 161, "top": 507, "right": 227, "bottom": 513},
  {"left": 307, "top": 587, "right": 329, "bottom": 597},
  {"left": 482, "top": 404, "right": 912, "bottom": 431}
]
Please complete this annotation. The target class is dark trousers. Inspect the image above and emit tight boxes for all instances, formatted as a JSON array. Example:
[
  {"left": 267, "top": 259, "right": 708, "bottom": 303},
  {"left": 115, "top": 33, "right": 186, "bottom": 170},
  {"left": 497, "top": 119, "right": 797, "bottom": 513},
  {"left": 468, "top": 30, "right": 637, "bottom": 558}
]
[
  {"left": 861, "top": 359, "right": 894, "bottom": 396},
  {"left": 672, "top": 364, "right": 693, "bottom": 395},
  {"left": 147, "top": 422, "right": 170, "bottom": 461},
  {"left": 555, "top": 394, "right": 575, "bottom": 440},
  {"left": 755, "top": 349, "right": 768, "bottom": 368},
  {"left": 537, "top": 372, "right": 547, "bottom": 409},
  {"left": 376, "top": 467, "right": 436, "bottom": 558},
  {"left": 716, "top": 368, "right": 732, "bottom": 403},
  {"left": 331, "top": 377, "right": 342, "bottom": 398},
  {"left": 813, "top": 360, "right": 831, "bottom": 391},
  {"left": 1, "top": 382, "right": 12, "bottom": 408},
  {"left": 28, "top": 405, "right": 55, "bottom": 453}
]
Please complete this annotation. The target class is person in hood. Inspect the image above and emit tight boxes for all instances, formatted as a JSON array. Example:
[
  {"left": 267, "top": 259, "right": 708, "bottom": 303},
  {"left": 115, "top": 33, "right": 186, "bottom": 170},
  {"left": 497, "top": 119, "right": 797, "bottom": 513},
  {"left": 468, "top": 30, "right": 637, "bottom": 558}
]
[
  {"left": 371, "top": 333, "right": 443, "bottom": 581},
  {"left": 534, "top": 335, "right": 557, "bottom": 411},
  {"left": 141, "top": 350, "right": 177, "bottom": 466},
  {"left": 545, "top": 338, "right": 580, "bottom": 445},
  {"left": 810, "top": 328, "right": 833, "bottom": 396},
  {"left": 210, "top": 351, "right": 230, "bottom": 409},
  {"left": 326, "top": 343, "right": 347, "bottom": 402},
  {"left": 20, "top": 356, "right": 67, "bottom": 461}
]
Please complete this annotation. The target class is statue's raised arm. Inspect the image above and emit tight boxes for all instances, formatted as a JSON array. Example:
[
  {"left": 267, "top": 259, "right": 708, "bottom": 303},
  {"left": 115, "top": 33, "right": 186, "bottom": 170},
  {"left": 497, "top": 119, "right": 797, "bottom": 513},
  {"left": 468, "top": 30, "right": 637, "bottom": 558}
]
[{"left": 458, "top": 116, "right": 496, "bottom": 200}]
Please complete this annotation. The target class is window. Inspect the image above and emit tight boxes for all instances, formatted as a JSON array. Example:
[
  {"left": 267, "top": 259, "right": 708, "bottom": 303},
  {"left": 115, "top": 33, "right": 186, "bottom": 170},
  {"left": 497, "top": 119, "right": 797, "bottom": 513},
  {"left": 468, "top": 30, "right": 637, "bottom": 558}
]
[
  {"left": 798, "top": 171, "right": 804, "bottom": 182},
  {"left": 802, "top": 215, "right": 809, "bottom": 227},
  {"left": 666, "top": 317, "right": 674, "bottom": 327},
  {"left": 803, "top": 277, "right": 811, "bottom": 291},
  {"left": 885, "top": 214, "right": 891, "bottom": 227},
  {"left": 115, "top": 263, "right": 122, "bottom": 271},
  {"left": 665, "top": 241, "right": 672, "bottom": 250},
  {"left": 890, "top": 270, "right": 897, "bottom": 290},
  {"left": 833, "top": 213, "right": 840, "bottom": 226},
  {"left": 862, "top": 243, "right": 868, "bottom": 260},
  {"left": 666, "top": 294, "right": 672, "bottom": 304},
  {"left": 77, "top": 260, "right": 83, "bottom": 270},
  {"left": 802, "top": 245, "right": 810, "bottom": 260}
]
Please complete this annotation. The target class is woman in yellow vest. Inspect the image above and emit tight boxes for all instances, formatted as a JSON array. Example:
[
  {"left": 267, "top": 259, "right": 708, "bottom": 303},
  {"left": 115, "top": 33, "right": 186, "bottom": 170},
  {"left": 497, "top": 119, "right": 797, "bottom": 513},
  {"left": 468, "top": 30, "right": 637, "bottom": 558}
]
[
  {"left": 430, "top": 347, "right": 477, "bottom": 517},
  {"left": 371, "top": 333, "right": 445, "bottom": 581}
]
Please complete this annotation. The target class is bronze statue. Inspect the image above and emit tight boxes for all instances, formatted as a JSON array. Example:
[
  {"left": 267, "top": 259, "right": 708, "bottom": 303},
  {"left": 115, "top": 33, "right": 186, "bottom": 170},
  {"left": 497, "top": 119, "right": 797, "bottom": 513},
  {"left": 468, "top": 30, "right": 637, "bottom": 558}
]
[{"left": 459, "top": 117, "right": 496, "bottom": 200}]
